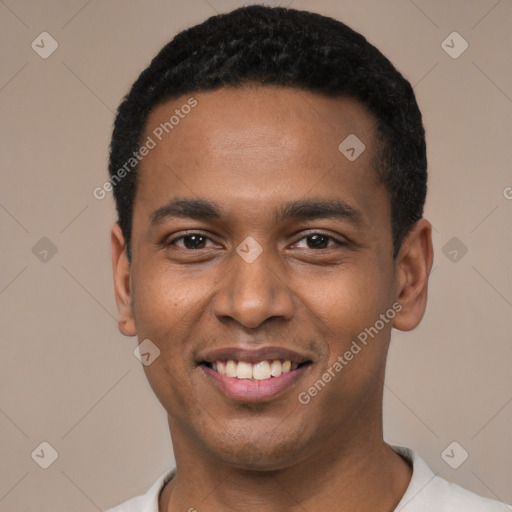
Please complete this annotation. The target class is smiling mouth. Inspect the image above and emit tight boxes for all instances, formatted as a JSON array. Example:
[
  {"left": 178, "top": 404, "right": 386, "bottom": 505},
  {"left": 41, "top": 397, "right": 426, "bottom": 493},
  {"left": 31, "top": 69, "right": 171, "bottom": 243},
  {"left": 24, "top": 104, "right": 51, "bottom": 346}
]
[{"left": 201, "top": 359, "right": 312, "bottom": 381}]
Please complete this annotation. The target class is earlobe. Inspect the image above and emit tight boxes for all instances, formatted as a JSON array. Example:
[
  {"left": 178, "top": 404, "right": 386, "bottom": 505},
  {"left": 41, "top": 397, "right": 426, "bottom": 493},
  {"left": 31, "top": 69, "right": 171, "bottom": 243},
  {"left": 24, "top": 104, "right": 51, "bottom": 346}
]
[
  {"left": 111, "top": 223, "right": 137, "bottom": 337},
  {"left": 392, "top": 218, "right": 433, "bottom": 332}
]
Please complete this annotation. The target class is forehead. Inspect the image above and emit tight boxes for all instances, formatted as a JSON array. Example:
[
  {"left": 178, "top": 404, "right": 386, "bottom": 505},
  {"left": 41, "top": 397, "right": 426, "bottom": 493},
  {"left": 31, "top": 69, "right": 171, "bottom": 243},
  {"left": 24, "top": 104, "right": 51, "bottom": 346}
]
[
  {"left": 144, "top": 85, "right": 377, "bottom": 163},
  {"left": 134, "top": 86, "right": 386, "bottom": 229}
]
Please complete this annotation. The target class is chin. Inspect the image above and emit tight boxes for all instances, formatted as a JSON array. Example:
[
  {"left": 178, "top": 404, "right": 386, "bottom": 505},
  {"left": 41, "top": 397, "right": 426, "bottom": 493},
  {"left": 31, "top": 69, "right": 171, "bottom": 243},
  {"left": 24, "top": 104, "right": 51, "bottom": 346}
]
[
  {"left": 214, "top": 445, "right": 300, "bottom": 472},
  {"left": 199, "top": 423, "right": 313, "bottom": 471}
]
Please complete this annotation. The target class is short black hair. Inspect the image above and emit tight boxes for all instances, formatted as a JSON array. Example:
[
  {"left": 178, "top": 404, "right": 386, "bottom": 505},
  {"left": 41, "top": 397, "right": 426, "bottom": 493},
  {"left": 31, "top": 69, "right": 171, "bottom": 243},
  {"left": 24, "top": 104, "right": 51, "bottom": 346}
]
[{"left": 108, "top": 5, "right": 427, "bottom": 260}]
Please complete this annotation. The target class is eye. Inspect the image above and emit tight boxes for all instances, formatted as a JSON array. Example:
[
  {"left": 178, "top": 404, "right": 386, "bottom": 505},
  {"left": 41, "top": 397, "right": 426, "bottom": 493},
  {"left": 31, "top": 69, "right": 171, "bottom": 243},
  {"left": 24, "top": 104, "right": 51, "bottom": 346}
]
[
  {"left": 167, "top": 233, "right": 216, "bottom": 250},
  {"left": 294, "top": 233, "right": 347, "bottom": 250},
  {"left": 164, "top": 232, "right": 347, "bottom": 251}
]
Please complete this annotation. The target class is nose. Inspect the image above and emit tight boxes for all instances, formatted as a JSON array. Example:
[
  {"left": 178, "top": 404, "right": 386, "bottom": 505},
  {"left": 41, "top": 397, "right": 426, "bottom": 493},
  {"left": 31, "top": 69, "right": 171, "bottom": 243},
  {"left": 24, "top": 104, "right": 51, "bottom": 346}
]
[{"left": 211, "top": 246, "right": 295, "bottom": 330}]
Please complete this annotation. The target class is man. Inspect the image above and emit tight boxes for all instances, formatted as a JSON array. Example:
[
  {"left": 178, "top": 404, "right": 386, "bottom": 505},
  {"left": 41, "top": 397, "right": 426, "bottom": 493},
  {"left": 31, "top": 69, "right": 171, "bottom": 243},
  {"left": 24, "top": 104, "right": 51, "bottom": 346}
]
[{"left": 105, "top": 5, "right": 507, "bottom": 511}]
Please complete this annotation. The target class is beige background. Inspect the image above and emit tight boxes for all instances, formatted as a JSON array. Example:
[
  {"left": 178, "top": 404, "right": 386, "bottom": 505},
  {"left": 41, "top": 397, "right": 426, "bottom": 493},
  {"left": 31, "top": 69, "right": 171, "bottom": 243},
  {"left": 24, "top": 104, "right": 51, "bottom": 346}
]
[{"left": 1, "top": 0, "right": 511, "bottom": 510}]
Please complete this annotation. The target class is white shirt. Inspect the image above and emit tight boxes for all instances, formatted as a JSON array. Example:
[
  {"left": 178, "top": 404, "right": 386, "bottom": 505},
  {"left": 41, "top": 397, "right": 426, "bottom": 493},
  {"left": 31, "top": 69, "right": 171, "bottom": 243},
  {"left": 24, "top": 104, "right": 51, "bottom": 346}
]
[{"left": 104, "top": 446, "right": 510, "bottom": 511}]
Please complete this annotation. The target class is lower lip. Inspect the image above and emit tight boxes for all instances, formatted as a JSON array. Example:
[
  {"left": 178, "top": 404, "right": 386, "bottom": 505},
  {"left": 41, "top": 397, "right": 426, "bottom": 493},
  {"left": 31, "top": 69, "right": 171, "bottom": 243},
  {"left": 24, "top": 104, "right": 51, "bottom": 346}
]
[{"left": 201, "top": 365, "right": 309, "bottom": 402}]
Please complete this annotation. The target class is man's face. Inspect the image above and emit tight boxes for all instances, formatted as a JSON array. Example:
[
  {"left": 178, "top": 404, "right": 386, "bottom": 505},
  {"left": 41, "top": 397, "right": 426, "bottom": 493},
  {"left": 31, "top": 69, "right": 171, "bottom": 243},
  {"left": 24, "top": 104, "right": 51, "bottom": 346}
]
[{"left": 120, "top": 86, "right": 400, "bottom": 469}]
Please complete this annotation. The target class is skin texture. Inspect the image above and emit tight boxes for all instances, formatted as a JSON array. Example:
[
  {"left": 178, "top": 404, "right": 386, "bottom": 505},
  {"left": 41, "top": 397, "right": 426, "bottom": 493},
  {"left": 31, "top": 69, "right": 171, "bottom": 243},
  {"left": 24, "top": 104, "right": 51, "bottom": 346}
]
[{"left": 111, "top": 85, "right": 433, "bottom": 512}]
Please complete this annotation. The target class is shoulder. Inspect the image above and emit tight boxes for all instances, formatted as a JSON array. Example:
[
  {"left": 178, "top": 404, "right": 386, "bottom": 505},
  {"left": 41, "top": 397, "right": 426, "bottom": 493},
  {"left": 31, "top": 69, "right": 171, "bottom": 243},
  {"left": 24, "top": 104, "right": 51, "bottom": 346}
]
[
  {"left": 104, "top": 493, "right": 149, "bottom": 512},
  {"left": 423, "top": 476, "right": 510, "bottom": 511},
  {"left": 392, "top": 446, "right": 510, "bottom": 512},
  {"left": 103, "top": 468, "right": 175, "bottom": 512}
]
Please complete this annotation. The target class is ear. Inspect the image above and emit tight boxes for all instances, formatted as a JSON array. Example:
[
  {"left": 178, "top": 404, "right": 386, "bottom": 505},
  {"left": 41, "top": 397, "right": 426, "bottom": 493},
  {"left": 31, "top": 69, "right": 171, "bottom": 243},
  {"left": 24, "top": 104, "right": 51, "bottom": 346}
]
[
  {"left": 111, "top": 222, "right": 137, "bottom": 337},
  {"left": 392, "top": 218, "right": 433, "bottom": 331}
]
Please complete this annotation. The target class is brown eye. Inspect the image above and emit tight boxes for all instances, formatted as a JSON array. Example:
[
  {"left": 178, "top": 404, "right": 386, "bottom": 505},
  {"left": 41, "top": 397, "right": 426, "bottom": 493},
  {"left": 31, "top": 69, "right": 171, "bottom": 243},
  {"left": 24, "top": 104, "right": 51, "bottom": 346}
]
[
  {"left": 168, "top": 234, "right": 212, "bottom": 249},
  {"left": 306, "top": 234, "right": 330, "bottom": 249},
  {"left": 295, "top": 233, "right": 346, "bottom": 250}
]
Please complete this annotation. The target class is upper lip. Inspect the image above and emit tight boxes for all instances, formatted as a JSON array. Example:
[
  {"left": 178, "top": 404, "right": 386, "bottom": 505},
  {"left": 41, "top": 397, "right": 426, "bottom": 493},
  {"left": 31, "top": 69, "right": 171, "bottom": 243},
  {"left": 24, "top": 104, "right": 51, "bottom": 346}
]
[{"left": 199, "top": 346, "right": 312, "bottom": 364}]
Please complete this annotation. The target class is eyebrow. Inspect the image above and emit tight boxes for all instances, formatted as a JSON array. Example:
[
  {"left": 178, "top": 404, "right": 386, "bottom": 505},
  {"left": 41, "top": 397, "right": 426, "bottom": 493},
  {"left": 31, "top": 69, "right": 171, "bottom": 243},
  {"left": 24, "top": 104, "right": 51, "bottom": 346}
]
[{"left": 150, "top": 197, "right": 364, "bottom": 227}]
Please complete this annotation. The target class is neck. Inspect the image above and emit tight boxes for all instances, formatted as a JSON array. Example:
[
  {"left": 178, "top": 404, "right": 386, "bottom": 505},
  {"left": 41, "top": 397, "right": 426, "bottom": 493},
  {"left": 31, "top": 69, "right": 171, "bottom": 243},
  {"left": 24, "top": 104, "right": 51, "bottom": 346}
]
[{"left": 159, "top": 426, "right": 412, "bottom": 512}]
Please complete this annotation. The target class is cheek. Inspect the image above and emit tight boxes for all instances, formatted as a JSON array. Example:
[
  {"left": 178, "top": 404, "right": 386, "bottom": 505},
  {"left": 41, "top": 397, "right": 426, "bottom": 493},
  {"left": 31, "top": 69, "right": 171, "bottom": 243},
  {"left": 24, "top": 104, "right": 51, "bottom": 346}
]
[
  {"left": 141, "top": 358, "right": 208, "bottom": 433},
  {"left": 297, "top": 260, "right": 395, "bottom": 380},
  {"left": 302, "top": 262, "right": 390, "bottom": 330},
  {"left": 132, "top": 270, "right": 202, "bottom": 413},
  {"left": 296, "top": 268, "right": 393, "bottom": 417},
  {"left": 129, "top": 277, "right": 196, "bottom": 405},
  {"left": 131, "top": 261, "right": 210, "bottom": 339}
]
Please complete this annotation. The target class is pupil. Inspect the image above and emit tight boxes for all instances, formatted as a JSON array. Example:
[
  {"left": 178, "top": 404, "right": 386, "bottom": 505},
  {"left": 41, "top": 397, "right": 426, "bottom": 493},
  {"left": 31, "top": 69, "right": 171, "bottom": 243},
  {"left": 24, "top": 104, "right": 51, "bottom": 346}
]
[
  {"left": 308, "top": 234, "right": 328, "bottom": 249},
  {"left": 185, "top": 235, "right": 205, "bottom": 249}
]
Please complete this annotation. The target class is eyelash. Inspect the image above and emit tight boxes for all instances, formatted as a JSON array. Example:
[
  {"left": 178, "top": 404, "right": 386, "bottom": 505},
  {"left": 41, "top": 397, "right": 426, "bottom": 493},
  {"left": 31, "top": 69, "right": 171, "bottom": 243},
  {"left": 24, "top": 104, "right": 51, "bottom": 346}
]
[{"left": 165, "top": 232, "right": 348, "bottom": 250}]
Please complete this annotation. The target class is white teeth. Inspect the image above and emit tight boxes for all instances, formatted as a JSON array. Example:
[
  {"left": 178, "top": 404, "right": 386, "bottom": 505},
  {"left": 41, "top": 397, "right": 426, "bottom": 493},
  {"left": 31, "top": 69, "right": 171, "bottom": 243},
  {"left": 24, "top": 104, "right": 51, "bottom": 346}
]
[
  {"left": 225, "top": 360, "right": 237, "bottom": 378},
  {"left": 211, "top": 359, "right": 299, "bottom": 380},
  {"left": 253, "top": 361, "right": 271, "bottom": 380},
  {"left": 236, "top": 361, "right": 253, "bottom": 379},
  {"left": 217, "top": 361, "right": 226, "bottom": 375},
  {"left": 270, "top": 360, "right": 282, "bottom": 377}
]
